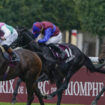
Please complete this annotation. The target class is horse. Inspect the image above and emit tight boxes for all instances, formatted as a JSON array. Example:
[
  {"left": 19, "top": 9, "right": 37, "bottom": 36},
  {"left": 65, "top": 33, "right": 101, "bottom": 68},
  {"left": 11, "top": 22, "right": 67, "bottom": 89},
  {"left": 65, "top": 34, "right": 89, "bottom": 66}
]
[
  {"left": 91, "top": 44, "right": 105, "bottom": 105},
  {"left": 0, "top": 45, "right": 44, "bottom": 105},
  {"left": 11, "top": 26, "right": 105, "bottom": 105},
  {"left": 98, "top": 45, "right": 105, "bottom": 63}
]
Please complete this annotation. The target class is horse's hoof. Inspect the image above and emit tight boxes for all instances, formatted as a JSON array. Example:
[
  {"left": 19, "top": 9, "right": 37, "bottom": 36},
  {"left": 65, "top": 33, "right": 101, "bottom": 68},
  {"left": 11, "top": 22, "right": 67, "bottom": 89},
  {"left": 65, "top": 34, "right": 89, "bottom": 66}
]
[
  {"left": 11, "top": 99, "right": 16, "bottom": 105},
  {"left": 41, "top": 93, "right": 47, "bottom": 99},
  {"left": 42, "top": 95, "right": 47, "bottom": 99},
  {"left": 42, "top": 94, "right": 52, "bottom": 99},
  {"left": 11, "top": 101, "right": 16, "bottom": 105},
  {"left": 91, "top": 100, "right": 97, "bottom": 105}
]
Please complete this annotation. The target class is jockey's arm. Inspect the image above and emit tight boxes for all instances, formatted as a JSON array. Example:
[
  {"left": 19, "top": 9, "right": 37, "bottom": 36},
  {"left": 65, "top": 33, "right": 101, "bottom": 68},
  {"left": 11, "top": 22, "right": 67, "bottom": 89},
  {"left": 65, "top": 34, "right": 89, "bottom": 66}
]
[
  {"left": 1, "top": 25, "right": 11, "bottom": 39},
  {"left": 38, "top": 28, "right": 52, "bottom": 43},
  {"left": 32, "top": 30, "right": 40, "bottom": 39}
]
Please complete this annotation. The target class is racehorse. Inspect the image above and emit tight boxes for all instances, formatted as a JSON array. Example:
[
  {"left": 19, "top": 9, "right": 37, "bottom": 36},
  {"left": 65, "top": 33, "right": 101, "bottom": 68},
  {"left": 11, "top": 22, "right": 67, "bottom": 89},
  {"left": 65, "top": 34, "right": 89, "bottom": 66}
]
[
  {"left": 91, "top": 44, "right": 105, "bottom": 105},
  {"left": 0, "top": 45, "right": 44, "bottom": 105},
  {"left": 11, "top": 26, "right": 105, "bottom": 105},
  {"left": 98, "top": 45, "right": 105, "bottom": 63}
]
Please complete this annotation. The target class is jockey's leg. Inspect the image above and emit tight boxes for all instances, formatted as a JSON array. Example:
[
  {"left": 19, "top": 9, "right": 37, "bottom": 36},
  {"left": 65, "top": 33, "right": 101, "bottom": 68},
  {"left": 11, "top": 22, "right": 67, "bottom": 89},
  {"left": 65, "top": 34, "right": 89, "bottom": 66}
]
[
  {"left": 47, "top": 43, "right": 66, "bottom": 60},
  {"left": 3, "top": 45, "right": 20, "bottom": 62},
  {"left": 45, "top": 33, "right": 66, "bottom": 60}
]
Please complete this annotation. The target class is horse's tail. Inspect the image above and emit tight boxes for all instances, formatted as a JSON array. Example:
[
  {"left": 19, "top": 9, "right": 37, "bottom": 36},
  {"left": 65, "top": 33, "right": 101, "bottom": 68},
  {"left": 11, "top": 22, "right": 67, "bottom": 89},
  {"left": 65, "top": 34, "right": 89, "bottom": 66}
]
[{"left": 84, "top": 55, "right": 105, "bottom": 73}]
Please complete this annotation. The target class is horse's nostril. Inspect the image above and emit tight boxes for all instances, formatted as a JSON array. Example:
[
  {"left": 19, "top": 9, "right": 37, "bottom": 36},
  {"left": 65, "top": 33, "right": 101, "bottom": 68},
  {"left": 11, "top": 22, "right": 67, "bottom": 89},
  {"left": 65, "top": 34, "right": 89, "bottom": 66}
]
[{"left": 99, "top": 59, "right": 105, "bottom": 63}]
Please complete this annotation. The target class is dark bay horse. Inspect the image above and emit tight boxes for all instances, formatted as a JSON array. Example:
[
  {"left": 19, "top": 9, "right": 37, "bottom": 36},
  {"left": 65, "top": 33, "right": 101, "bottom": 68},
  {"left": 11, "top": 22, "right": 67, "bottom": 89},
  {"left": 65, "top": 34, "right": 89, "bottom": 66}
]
[
  {"left": 0, "top": 46, "right": 44, "bottom": 105},
  {"left": 11, "top": 27, "right": 105, "bottom": 105}
]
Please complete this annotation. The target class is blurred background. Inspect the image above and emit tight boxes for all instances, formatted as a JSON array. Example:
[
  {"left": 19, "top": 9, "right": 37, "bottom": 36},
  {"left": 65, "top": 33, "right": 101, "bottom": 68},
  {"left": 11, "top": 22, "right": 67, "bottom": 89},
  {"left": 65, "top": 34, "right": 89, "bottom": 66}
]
[{"left": 0, "top": 0, "right": 105, "bottom": 57}]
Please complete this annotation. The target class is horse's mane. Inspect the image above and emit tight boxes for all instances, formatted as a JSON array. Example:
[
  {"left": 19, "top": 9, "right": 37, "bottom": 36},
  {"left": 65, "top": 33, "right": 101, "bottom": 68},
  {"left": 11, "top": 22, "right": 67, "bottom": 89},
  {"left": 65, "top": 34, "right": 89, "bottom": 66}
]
[{"left": 16, "top": 26, "right": 34, "bottom": 39}]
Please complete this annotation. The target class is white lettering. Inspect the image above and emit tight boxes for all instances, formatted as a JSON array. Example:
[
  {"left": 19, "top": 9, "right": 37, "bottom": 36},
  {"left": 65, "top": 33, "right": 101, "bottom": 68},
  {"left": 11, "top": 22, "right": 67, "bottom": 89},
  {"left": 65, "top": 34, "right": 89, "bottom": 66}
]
[
  {"left": 64, "top": 81, "right": 104, "bottom": 96},
  {"left": 9, "top": 80, "right": 14, "bottom": 93},
  {"left": 99, "top": 82, "right": 104, "bottom": 96},
  {"left": 51, "top": 87, "right": 57, "bottom": 93},
  {"left": 0, "top": 79, "right": 104, "bottom": 97},
  {"left": 0, "top": 81, "right": 5, "bottom": 93},
  {"left": 80, "top": 81, "right": 87, "bottom": 96},
  {"left": 43, "top": 81, "right": 49, "bottom": 94},
  {"left": 0, "top": 80, "right": 14, "bottom": 93},
  {"left": 18, "top": 86, "right": 24, "bottom": 94},
  {"left": 38, "top": 82, "right": 43, "bottom": 94},
  {"left": 87, "top": 82, "right": 92, "bottom": 96},
  {"left": 92, "top": 82, "right": 98, "bottom": 96},
  {"left": 73, "top": 81, "right": 79, "bottom": 96}
]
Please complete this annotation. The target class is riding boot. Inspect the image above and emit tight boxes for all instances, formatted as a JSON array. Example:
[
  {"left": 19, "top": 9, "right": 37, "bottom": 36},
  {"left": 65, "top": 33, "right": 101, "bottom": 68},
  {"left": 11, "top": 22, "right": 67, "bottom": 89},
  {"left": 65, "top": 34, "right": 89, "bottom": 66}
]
[
  {"left": 47, "top": 43, "right": 66, "bottom": 59},
  {"left": 7, "top": 47, "right": 20, "bottom": 62}
]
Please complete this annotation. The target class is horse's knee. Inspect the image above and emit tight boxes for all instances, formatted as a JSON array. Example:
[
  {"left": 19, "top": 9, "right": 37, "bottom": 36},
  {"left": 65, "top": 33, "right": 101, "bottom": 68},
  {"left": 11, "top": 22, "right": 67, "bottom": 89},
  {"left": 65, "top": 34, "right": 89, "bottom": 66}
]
[{"left": 60, "top": 83, "right": 68, "bottom": 90}]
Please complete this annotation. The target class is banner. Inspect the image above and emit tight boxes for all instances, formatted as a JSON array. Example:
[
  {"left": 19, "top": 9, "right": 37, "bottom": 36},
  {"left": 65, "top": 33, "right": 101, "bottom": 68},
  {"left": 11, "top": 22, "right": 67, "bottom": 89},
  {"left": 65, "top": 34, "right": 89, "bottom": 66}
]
[{"left": 0, "top": 67, "right": 105, "bottom": 105}]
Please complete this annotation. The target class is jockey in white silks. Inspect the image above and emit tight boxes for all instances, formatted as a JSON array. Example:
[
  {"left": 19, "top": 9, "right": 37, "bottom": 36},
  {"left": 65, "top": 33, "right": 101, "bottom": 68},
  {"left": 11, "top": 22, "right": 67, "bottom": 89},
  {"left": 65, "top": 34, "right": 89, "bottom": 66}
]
[{"left": 0, "top": 22, "right": 19, "bottom": 62}]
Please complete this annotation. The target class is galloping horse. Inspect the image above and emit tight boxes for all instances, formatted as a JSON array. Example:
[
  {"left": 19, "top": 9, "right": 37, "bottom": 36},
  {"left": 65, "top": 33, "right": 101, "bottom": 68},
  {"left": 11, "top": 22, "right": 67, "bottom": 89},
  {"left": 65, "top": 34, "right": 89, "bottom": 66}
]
[
  {"left": 91, "top": 45, "right": 105, "bottom": 105},
  {"left": 0, "top": 45, "right": 44, "bottom": 105},
  {"left": 11, "top": 26, "right": 105, "bottom": 105}
]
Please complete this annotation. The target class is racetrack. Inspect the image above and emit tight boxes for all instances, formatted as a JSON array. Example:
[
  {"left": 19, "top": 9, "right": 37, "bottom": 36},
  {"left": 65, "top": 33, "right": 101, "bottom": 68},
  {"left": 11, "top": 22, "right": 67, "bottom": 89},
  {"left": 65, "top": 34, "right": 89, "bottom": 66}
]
[{"left": 0, "top": 103, "right": 84, "bottom": 105}]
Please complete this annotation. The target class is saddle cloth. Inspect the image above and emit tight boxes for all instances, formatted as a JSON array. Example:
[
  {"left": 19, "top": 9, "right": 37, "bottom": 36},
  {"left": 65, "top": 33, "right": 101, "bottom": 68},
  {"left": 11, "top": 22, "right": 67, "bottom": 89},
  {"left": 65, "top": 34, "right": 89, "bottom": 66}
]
[{"left": 50, "top": 44, "right": 75, "bottom": 63}]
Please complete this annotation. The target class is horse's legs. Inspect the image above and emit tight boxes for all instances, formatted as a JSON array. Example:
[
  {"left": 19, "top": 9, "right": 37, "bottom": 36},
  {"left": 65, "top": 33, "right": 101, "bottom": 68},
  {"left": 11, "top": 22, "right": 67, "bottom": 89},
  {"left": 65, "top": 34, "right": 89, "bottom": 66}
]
[
  {"left": 26, "top": 82, "right": 34, "bottom": 105},
  {"left": 36, "top": 73, "right": 48, "bottom": 82},
  {"left": 56, "top": 80, "right": 63, "bottom": 105},
  {"left": 34, "top": 83, "right": 45, "bottom": 105},
  {"left": 26, "top": 68, "right": 44, "bottom": 105},
  {"left": 11, "top": 78, "right": 22, "bottom": 104},
  {"left": 91, "top": 85, "right": 105, "bottom": 105},
  {"left": 46, "top": 66, "right": 74, "bottom": 99},
  {"left": 25, "top": 72, "right": 36, "bottom": 105}
]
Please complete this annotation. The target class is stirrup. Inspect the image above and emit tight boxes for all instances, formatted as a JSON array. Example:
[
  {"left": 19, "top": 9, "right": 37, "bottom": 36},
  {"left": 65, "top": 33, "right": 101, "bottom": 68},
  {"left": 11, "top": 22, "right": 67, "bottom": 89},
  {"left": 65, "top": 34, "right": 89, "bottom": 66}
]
[
  {"left": 11, "top": 53, "right": 20, "bottom": 62},
  {"left": 11, "top": 57, "right": 20, "bottom": 62}
]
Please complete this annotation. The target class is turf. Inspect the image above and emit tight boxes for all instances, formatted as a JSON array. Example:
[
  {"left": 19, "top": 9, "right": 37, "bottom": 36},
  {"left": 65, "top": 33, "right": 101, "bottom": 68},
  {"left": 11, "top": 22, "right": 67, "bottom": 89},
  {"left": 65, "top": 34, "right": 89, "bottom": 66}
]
[{"left": 0, "top": 102, "right": 84, "bottom": 105}]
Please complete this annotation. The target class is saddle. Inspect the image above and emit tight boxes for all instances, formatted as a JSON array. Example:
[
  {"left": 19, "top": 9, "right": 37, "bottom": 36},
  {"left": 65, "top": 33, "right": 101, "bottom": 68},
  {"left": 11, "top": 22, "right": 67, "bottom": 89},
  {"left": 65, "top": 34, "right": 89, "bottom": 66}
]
[
  {"left": 0, "top": 45, "right": 20, "bottom": 63},
  {"left": 3, "top": 51, "right": 20, "bottom": 63},
  {"left": 0, "top": 45, "right": 20, "bottom": 80}
]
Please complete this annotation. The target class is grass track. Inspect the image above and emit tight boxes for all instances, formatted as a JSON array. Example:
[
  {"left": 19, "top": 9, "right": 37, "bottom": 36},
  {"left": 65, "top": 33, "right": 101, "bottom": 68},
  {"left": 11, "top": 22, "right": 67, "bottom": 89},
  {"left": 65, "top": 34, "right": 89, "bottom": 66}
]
[{"left": 0, "top": 102, "right": 84, "bottom": 105}]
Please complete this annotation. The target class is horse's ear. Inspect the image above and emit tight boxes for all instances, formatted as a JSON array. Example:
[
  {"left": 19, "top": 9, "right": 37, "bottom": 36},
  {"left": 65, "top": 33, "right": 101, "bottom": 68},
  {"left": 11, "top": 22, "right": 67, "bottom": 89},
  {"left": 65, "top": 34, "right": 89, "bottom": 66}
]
[
  {"left": 15, "top": 26, "right": 21, "bottom": 33},
  {"left": 15, "top": 26, "right": 27, "bottom": 34}
]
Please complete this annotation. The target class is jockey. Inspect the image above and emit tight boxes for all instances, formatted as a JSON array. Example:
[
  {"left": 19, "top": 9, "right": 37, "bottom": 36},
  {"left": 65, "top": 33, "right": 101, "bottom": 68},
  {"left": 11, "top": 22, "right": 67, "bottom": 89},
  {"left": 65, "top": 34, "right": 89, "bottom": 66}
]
[
  {"left": 0, "top": 22, "right": 19, "bottom": 62},
  {"left": 32, "top": 21, "right": 66, "bottom": 59}
]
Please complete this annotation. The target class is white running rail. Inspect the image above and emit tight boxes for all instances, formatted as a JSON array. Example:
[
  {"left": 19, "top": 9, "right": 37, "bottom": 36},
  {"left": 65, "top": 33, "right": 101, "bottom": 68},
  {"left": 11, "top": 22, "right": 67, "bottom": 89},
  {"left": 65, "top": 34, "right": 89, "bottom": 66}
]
[{"left": 89, "top": 57, "right": 99, "bottom": 63}]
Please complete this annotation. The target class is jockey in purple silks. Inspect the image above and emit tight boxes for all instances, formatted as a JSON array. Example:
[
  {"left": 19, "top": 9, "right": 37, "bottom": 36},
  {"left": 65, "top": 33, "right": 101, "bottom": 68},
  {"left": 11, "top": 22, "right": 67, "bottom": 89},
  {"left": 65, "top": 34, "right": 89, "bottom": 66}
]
[
  {"left": 32, "top": 21, "right": 66, "bottom": 60},
  {"left": 0, "top": 22, "right": 20, "bottom": 62},
  {"left": 32, "top": 21, "right": 62, "bottom": 44}
]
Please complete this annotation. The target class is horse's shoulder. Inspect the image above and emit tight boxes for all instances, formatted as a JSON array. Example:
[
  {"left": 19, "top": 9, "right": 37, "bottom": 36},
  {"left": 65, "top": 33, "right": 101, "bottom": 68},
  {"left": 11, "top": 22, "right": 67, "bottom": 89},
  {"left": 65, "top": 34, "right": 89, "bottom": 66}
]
[{"left": 14, "top": 47, "right": 30, "bottom": 54}]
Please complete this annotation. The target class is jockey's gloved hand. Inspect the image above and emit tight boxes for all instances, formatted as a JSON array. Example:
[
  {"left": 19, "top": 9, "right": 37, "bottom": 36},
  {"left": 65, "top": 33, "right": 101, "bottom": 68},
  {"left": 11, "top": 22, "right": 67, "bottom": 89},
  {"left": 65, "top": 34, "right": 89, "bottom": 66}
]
[{"left": 38, "top": 42, "right": 46, "bottom": 46}]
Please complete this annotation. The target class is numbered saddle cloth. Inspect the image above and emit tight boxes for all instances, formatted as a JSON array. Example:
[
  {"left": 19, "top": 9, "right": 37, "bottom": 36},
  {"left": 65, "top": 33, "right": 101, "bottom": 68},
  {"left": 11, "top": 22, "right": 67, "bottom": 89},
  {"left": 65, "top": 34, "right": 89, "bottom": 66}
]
[{"left": 50, "top": 44, "right": 75, "bottom": 63}]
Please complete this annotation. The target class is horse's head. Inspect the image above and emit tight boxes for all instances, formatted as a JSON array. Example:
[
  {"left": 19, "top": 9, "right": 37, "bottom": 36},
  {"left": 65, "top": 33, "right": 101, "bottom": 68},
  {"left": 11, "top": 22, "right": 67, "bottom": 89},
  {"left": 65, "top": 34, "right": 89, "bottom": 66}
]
[
  {"left": 12, "top": 26, "right": 42, "bottom": 52},
  {"left": 16, "top": 26, "right": 34, "bottom": 40},
  {"left": 11, "top": 26, "right": 34, "bottom": 48},
  {"left": 12, "top": 26, "right": 53, "bottom": 61},
  {"left": 99, "top": 45, "right": 105, "bottom": 63}
]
